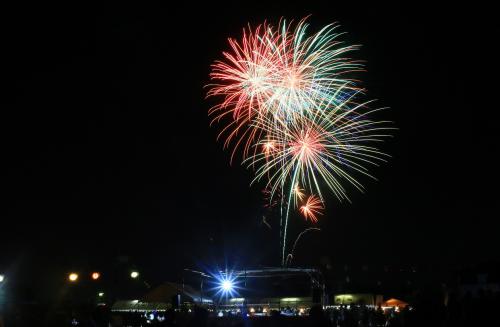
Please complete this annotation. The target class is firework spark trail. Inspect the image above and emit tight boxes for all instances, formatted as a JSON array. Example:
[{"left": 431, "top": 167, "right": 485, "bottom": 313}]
[
  {"left": 285, "top": 227, "right": 321, "bottom": 266},
  {"left": 207, "top": 17, "right": 392, "bottom": 266}
]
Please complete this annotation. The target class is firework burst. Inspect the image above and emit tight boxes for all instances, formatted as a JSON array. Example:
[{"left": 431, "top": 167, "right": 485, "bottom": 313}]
[
  {"left": 207, "top": 17, "right": 392, "bottom": 266},
  {"left": 300, "top": 195, "right": 324, "bottom": 223},
  {"left": 207, "top": 18, "right": 364, "bottom": 161}
]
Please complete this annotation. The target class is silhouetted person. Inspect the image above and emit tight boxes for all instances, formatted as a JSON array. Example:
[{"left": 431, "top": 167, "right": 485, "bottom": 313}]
[
  {"left": 188, "top": 306, "right": 208, "bottom": 327},
  {"left": 309, "top": 305, "right": 329, "bottom": 327}
]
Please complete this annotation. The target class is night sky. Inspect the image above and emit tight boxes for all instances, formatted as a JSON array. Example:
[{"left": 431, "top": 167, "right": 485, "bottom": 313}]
[{"left": 1, "top": 3, "right": 498, "bottom": 285}]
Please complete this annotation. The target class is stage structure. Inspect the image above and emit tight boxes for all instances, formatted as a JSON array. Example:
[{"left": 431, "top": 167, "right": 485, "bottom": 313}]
[{"left": 184, "top": 267, "right": 326, "bottom": 316}]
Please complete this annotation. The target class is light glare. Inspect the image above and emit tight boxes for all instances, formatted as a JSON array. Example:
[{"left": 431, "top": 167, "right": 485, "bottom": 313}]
[
  {"left": 68, "top": 273, "right": 78, "bottom": 282},
  {"left": 221, "top": 279, "right": 233, "bottom": 292}
]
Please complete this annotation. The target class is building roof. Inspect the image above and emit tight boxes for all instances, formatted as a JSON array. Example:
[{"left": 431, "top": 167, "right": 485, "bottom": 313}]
[
  {"left": 111, "top": 300, "right": 169, "bottom": 312},
  {"left": 143, "top": 282, "right": 213, "bottom": 304}
]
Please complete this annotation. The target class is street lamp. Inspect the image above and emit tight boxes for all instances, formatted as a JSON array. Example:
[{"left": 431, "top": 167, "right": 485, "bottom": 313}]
[
  {"left": 68, "top": 273, "right": 79, "bottom": 282},
  {"left": 91, "top": 272, "right": 100, "bottom": 280},
  {"left": 130, "top": 271, "right": 139, "bottom": 279}
]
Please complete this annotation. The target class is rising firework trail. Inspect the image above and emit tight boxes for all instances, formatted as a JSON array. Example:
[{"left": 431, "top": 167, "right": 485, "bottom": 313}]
[
  {"left": 285, "top": 227, "right": 321, "bottom": 266},
  {"left": 207, "top": 17, "right": 392, "bottom": 266}
]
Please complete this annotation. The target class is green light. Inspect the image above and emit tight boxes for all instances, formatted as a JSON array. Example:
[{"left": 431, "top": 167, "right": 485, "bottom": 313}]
[
  {"left": 281, "top": 297, "right": 300, "bottom": 302},
  {"left": 229, "top": 298, "right": 245, "bottom": 302}
]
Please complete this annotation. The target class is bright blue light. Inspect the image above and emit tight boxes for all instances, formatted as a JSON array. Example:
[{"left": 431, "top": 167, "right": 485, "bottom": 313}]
[
  {"left": 213, "top": 271, "right": 239, "bottom": 298},
  {"left": 221, "top": 279, "right": 233, "bottom": 292}
]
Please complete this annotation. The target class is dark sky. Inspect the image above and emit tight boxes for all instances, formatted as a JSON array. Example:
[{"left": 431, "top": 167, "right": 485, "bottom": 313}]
[{"left": 1, "top": 3, "right": 498, "bottom": 283}]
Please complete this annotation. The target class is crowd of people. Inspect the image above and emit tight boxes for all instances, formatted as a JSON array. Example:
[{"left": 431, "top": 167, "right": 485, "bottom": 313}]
[
  {"left": 68, "top": 289, "right": 500, "bottom": 326},
  {"left": 101, "top": 295, "right": 500, "bottom": 326},
  {"left": 1, "top": 289, "right": 499, "bottom": 326}
]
